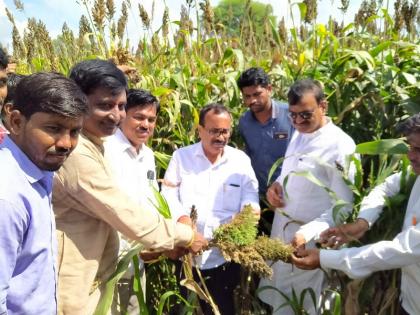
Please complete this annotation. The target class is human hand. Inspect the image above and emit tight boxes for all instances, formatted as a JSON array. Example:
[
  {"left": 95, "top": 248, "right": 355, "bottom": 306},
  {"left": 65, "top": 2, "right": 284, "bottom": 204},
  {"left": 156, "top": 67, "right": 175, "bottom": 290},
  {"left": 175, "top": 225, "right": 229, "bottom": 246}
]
[
  {"left": 291, "top": 248, "right": 321, "bottom": 270},
  {"left": 291, "top": 233, "right": 306, "bottom": 250},
  {"left": 177, "top": 215, "right": 193, "bottom": 227},
  {"left": 188, "top": 231, "right": 208, "bottom": 255},
  {"left": 319, "top": 218, "right": 369, "bottom": 248},
  {"left": 266, "top": 182, "right": 285, "bottom": 208}
]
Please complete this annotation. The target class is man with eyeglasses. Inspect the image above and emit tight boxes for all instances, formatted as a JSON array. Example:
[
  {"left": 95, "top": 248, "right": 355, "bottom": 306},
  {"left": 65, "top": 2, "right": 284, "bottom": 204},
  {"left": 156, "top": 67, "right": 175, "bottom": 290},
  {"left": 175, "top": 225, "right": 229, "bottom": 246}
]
[
  {"left": 162, "top": 103, "right": 260, "bottom": 314},
  {"left": 259, "top": 79, "right": 356, "bottom": 315},
  {"left": 237, "top": 67, "right": 293, "bottom": 234}
]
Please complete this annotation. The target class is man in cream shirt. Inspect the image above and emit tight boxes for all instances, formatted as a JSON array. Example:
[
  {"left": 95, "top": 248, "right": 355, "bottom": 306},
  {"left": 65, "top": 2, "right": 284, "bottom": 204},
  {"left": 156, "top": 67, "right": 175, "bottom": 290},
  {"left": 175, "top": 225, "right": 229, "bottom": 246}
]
[
  {"left": 259, "top": 79, "right": 356, "bottom": 314},
  {"left": 293, "top": 113, "right": 420, "bottom": 315},
  {"left": 162, "top": 103, "right": 260, "bottom": 315},
  {"left": 104, "top": 88, "right": 160, "bottom": 313}
]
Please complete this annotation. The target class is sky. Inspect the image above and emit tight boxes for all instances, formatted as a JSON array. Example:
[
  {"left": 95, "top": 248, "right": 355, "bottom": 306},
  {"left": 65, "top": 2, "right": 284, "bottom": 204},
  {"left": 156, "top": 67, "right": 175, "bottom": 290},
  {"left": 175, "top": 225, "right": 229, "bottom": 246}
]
[{"left": 0, "top": 0, "right": 396, "bottom": 51}]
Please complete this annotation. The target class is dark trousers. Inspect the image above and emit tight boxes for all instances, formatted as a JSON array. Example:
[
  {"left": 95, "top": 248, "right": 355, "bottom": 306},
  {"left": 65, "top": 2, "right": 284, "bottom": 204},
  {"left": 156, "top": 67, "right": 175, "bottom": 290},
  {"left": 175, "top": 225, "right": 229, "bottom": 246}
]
[
  {"left": 173, "top": 261, "right": 241, "bottom": 315},
  {"left": 400, "top": 305, "right": 410, "bottom": 315}
]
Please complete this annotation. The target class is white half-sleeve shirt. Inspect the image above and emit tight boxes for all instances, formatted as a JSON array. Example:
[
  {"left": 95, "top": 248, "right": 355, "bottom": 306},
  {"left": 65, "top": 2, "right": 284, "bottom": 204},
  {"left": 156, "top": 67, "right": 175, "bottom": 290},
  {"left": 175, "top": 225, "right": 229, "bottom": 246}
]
[{"left": 161, "top": 142, "right": 260, "bottom": 269}]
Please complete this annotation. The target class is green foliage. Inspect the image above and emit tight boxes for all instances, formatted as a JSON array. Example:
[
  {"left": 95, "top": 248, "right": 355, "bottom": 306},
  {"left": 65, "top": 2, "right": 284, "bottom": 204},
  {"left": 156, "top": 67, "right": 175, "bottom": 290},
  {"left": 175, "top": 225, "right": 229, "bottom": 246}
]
[
  {"left": 212, "top": 205, "right": 258, "bottom": 246},
  {"left": 4, "top": 0, "right": 420, "bottom": 313},
  {"left": 213, "top": 0, "right": 276, "bottom": 38}
]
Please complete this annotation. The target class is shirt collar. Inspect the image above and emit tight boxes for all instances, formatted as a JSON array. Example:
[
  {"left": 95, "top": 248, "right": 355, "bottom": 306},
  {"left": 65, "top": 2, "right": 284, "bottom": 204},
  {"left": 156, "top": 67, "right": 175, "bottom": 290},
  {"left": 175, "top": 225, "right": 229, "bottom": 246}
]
[
  {"left": 271, "top": 99, "right": 278, "bottom": 119},
  {"left": 82, "top": 130, "right": 105, "bottom": 154},
  {"left": 300, "top": 117, "right": 333, "bottom": 139},
  {"left": 113, "top": 128, "right": 146, "bottom": 159},
  {"left": 2, "top": 136, "right": 52, "bottom": 186}
]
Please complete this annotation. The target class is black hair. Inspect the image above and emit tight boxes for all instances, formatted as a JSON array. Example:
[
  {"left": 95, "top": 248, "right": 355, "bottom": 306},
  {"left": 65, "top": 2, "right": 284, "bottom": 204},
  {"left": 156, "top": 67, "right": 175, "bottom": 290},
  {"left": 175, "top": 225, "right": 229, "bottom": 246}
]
[
  {"left": 4, "top": 73, "right": 25, "bottom": 105},
  {"left": 0, "top": 47, "right": 8, "bottom": 70},
  {"left": 288, "top": 79, "right": 325, "bottom": 106},
  {"left": 126, "top": 88, "right": 160, "bottom": 113},
  {"left": 199, "top": 103, "right": 231, "bottom": 126},
  {"left": 14, "top": 72, "right": 88, "bottom": 119},
  {"left": 397, "top": 113, "right": 420, "bottom": 136},
  {"left": 237, "top": 67, "right": 270, "bottom": 90},
  {"left": 69, "top": 59, "right": 127, "bottom": 96}
]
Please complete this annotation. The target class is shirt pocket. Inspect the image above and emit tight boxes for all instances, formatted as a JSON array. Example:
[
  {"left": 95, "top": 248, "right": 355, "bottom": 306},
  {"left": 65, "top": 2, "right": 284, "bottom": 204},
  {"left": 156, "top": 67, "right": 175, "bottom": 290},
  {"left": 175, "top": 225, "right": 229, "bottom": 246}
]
[{"left": 222, "top": 183, "right": 241, "bottom": 212}]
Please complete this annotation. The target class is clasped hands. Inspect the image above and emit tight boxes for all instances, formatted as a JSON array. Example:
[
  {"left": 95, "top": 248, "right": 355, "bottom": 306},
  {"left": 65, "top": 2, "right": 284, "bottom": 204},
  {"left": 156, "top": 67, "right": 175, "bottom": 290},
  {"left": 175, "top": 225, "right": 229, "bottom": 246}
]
[{"left": 290, "top": 218, "right": 369, "bottom": 270}]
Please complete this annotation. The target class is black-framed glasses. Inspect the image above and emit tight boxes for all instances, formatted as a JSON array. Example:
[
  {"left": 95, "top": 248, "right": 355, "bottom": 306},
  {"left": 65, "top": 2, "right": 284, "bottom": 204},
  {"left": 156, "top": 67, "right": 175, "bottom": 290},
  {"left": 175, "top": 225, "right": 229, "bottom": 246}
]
[
  {"left": 206, "top": 128, "right": 231, "bottom": 137},
  {"left": 287, "top": 109, "right": 316, "bottom": 121}
]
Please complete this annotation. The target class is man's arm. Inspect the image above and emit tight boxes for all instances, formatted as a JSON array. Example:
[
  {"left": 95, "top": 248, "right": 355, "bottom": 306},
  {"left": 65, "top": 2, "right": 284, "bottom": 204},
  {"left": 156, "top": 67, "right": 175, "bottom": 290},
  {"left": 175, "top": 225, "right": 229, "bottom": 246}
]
[
  {"left": 0, "top": 200, "right": 27, "bottom": 314},
  {"left": 239, "top": 156, "right": 260, "bottom": 212},
  {"left": 293, "top": 224, "right": 420, "bottom": 278},
  {"left": 54, "top": 152, "right": 198, "bottom": 251},
  {"left": 319, "top": 172, "right": 403, "bottom": 247},
  {"left": 294, "top": 158, "right": 355, "bottom": 245}
]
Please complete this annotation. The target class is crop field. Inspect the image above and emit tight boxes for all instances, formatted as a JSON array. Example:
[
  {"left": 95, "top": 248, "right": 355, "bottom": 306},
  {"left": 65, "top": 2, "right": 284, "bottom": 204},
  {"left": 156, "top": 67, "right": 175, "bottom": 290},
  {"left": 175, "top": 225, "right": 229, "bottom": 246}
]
[{"left": 2, "top": 0, "right": 419, "bottom": 314}]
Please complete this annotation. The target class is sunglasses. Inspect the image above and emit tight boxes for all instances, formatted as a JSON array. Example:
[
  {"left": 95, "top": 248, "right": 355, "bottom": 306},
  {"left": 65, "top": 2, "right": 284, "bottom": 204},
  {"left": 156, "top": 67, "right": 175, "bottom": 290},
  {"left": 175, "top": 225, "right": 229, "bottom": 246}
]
[
  {"left": 287, "top": 109, "right": 316, "bottom": 120},
  {"left": 205, "top": 128, "right": 231, "bottom": 137}
]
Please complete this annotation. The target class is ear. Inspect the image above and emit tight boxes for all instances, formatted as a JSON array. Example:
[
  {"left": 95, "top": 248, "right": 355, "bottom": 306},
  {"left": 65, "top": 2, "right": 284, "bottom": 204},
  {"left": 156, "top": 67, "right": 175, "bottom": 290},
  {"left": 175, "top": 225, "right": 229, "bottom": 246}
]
[
  {"left": 266, "top": 84, "right": 273, "bottom": 95},
  {"left": 197, "top": 124, "right": 204, "bottom": 139},
  {"left": 319, "top": 100, "right": 328, "bottom": 114},
  {"left": 8, "top": 109, "right": 27, "bottom": 136}
]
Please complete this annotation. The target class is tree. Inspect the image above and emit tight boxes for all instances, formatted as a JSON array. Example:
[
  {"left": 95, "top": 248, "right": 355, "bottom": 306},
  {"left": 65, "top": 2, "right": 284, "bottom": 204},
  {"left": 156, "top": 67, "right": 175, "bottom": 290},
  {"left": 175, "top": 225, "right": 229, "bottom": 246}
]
[{"left": 213, "top": 0, "right": 276, "bottom": 38}]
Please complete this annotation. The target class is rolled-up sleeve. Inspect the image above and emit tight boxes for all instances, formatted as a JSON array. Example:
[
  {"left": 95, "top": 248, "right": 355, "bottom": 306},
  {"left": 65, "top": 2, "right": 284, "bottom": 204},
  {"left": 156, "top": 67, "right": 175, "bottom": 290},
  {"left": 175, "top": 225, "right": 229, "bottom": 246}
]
[{"left": 240, "top": 156, "right": 260, "bottom": 211}]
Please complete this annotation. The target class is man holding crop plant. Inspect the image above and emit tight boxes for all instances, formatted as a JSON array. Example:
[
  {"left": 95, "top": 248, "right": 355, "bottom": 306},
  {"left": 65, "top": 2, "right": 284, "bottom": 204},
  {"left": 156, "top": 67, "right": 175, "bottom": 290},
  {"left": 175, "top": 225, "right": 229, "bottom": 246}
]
[
  {"left": 162, "top": 103, "right": 260, "bottom": 314},
  {"left": 237, "top": 67, "right": 293, "bottom": 235},
  {"left": 53, "top": 59, "right": 207, "bottom": 315},
  {"left": 259, "top": 79, "right": 356, "bottom": 314},
  {"left": 0, "top": 72, "right": 88, "bottom": 315},
  {"left": 293, "top": 113, "right": 420, "bottom": 315},
  {"left": 104, "top": 88, "right": 160, "bottom": 313}
]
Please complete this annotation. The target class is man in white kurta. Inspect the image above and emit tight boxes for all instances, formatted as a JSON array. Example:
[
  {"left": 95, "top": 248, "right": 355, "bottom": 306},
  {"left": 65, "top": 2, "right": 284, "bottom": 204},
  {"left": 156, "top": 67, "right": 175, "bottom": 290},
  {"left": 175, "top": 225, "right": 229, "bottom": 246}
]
[
  {"left": 293, "top": 113, "right": 420, "bottom": 315},
  {"left": 162, "top": 103, "right": 260, "bottom": 314},
  {"left": 259, "top": 79, "right": 355, "bottom": 315}
]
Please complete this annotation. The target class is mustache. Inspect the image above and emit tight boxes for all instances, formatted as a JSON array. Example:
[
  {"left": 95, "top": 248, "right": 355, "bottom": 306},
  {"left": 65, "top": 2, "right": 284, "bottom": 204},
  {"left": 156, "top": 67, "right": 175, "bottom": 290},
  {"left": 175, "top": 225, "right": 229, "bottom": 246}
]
[
  {"left": 212, "top": 140, "right": 226, "bottom": 145},
  {"left": 46, "top": 147, "right": 71, "bottom": 155}
]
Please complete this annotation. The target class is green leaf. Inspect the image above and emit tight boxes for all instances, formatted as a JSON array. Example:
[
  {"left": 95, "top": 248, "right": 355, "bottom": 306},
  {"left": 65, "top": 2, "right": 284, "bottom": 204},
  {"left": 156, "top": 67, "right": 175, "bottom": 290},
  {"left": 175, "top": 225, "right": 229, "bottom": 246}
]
[
  {"left": 266, "top": 156, "right": 285, "bottom": 187},
  {"left": 93, "top": 244, "right": 143, "bottom": 315},
  {"left": 356, "top": 139, "right": 408, "bottom": 155},
  {"left": 401, "top": 72, "right": 417, "bottom": 85}
]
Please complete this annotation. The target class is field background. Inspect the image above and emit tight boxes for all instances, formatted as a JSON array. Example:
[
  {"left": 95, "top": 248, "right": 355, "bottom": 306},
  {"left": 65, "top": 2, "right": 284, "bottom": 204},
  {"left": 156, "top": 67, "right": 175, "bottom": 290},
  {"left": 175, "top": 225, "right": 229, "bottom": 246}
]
[{"left": 2, "top": 0, "right": 420, "bottom": 314}]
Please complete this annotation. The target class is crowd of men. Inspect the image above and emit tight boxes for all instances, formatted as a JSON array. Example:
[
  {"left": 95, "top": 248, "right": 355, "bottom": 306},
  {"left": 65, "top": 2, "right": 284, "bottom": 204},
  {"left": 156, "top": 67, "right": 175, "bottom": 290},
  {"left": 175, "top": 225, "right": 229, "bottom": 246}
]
[{"left": 0, "top": 45, "right": 419, "bottom": 315}]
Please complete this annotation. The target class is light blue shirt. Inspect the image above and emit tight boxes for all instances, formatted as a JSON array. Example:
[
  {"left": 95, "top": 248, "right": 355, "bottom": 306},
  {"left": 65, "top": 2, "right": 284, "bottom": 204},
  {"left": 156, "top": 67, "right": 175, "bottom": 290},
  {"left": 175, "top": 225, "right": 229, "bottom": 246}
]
[
  {"left": 0, "top": 136, "right": 57, "bottom": 315},
  {"left": 239, "top": 100, "right": 293, "bottom": 194}
]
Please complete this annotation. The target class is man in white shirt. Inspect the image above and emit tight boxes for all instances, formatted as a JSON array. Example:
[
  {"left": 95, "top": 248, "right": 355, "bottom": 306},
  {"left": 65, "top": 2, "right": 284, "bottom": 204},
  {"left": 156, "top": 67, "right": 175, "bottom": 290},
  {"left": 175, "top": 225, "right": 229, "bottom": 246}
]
[
  {"left": 259, "top": 79, "right": 356, "bottom": 315},
  {"left": 161, "top": 103, "right": 260, "bottom": 314},
  {"left": 104, "top": 88, "right": 160, "bottom": 313},
  {"left": 292, "top": 113, "right": 420, "bottom": 315}
]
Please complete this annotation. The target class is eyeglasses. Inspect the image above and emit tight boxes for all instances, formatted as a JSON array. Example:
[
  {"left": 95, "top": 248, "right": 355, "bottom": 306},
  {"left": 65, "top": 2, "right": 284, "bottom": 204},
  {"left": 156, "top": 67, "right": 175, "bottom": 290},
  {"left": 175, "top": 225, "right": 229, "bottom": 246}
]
[
  {"left": 287, "top": 109, "right": 316, "bottom": 121},
  {"left": 205, "top": 128, "right": 231, "bottom": 137}
]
